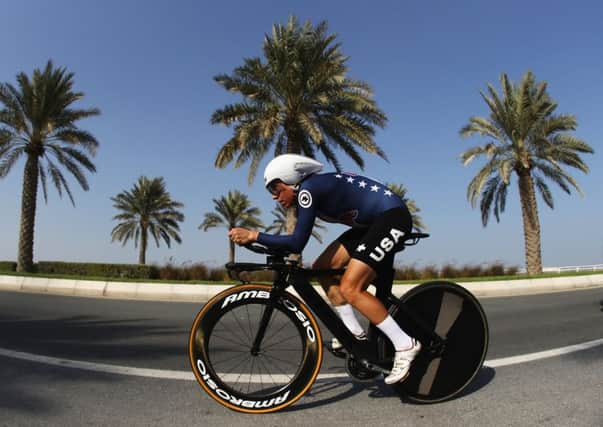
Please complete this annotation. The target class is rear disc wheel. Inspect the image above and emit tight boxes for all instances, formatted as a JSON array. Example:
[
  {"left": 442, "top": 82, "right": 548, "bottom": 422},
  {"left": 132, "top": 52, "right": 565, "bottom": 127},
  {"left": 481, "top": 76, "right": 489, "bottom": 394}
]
[{"left": 388, "top": 281, "right": 489, "bottom": 403}]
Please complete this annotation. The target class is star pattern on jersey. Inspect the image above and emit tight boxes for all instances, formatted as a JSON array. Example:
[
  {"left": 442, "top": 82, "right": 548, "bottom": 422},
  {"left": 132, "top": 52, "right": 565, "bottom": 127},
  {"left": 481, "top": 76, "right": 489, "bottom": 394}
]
[
  {"left": 332, "top": 174, "right": 394, "bottom": 197},
  {"left": 356, "top": 244, "right": 366, "bottom": 252}
]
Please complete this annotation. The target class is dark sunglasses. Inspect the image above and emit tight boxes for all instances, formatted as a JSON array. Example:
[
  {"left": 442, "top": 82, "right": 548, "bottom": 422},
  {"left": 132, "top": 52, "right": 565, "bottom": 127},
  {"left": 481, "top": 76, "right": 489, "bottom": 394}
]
[{"left": 267, "top": 180, "right": 282, "bottom": 195}]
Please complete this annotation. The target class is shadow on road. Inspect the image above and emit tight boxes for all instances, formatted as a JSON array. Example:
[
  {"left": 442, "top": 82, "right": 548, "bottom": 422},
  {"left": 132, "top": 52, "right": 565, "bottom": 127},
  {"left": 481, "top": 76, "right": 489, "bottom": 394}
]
[
  {"left": 0, "top": 312, "right": 192, "bottom": 417},
  {"left": 283, "top": 378, "right": 390, "bottom": 412},
  {"left": 447, "top": 366, "right": 496, "bottom": 400},
  {"left": 283, "top": 366, "right": 495, "bottom": 412},
  {"left": 396, "top": 366, "right": 495, "bottom": 404},
  {"left": 0, "top": 314, "right": 188, "bottom": 363}
]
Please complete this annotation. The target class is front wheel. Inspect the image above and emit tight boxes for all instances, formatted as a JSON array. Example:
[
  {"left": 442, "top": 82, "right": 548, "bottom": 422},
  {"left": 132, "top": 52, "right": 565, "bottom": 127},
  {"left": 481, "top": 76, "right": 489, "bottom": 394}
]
[
  {"left": 188, "top": 284, "right": 323, "bottom": 414},
  {"left": 388, "top": 281, "right": 489, "bottom": 403}
]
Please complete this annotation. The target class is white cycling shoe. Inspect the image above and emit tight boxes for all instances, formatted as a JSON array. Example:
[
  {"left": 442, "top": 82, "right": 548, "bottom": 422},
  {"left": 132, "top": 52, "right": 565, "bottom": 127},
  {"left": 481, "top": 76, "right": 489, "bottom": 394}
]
[{"left": 384, "top": 339, "right": 422, "bottom": 385}]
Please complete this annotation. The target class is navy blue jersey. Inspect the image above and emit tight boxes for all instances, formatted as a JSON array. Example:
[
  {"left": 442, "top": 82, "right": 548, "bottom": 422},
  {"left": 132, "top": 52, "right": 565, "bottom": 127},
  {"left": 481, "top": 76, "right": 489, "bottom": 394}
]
[{"left": 257, "top": 172, "right": 408, "bottom": 253}]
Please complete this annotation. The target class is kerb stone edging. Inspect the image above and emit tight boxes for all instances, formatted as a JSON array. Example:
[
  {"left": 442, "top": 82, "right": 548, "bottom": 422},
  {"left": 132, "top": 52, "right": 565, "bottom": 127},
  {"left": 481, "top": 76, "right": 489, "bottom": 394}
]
[{"left": 0, "top": 273, "right": 602, "bottom": 302}]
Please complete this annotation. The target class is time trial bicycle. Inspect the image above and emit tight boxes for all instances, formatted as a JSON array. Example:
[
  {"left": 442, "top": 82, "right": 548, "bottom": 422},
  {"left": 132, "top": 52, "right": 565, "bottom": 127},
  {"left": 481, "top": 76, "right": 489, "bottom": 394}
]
[{"left": 188, "top": 233, "right": 489, "bottom": 414}]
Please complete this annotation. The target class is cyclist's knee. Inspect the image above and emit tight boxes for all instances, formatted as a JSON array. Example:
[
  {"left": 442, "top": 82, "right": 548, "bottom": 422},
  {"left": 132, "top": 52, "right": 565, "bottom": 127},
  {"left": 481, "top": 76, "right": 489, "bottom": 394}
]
[
  {"left": 326, "top": 286, "right": 347, "bottom": 306},
  {"left": 339, "top": 277, "right": 362, "bottom": 304}
]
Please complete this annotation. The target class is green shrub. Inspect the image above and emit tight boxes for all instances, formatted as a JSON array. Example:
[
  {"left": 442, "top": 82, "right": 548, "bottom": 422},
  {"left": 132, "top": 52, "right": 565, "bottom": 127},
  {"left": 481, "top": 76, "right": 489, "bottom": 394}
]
[
  {"left": 0, "top": 261, "right": 17, "bottom": 272},
  {"left": 419, "top": 264, "right": 439, "bottom": 280},
  {"left": 483, "top": 261, "right": 506, "bottom": 277},
  {"left": 459, "top": 264, "right": 484, "bottom": 277},
  {"left": 2, "top": 258, "right": 522, "bottom": 283},
  {"left": 393, "top": 265, "right": 420, "bottom": 280},
  {"left": 440, "top": 263, "right": 461, "bottom": 278},
  {"left": 36, "top": 261, "right": 157, "bottom": 279},
  {"left": 157, "top": 261, "right": 210, "bottom": 281},
  {"left": 394, "top": 261, "right": 520, "bottom": 281},
  {"left": 208, "top": 268, "right": 228, "bottom": 281}
]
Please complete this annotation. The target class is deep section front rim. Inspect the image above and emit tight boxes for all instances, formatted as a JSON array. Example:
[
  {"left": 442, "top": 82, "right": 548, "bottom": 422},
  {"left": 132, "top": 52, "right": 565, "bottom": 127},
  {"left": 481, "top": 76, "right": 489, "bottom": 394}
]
[{"left": 188, "top": 284, "right": 323, "bottom": 413}]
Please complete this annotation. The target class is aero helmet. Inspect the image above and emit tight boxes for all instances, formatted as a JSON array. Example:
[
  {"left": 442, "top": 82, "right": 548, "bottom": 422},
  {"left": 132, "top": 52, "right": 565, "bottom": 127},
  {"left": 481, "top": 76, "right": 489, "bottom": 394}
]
[{"left": 264, "top": 154, "right": 323, "bottom": 191}]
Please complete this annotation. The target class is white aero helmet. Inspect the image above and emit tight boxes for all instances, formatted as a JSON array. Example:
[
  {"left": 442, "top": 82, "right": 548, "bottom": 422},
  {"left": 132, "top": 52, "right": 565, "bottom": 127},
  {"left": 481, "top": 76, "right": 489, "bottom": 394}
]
[{"left": 264, "top": 154, "right": 323, "bottom": 190}]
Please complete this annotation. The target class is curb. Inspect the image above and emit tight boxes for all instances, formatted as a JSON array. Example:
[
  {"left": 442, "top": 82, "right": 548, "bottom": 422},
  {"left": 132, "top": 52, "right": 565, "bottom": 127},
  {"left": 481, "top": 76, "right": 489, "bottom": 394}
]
[{"left": 1, "top": 273, "right": 602, "bottom": 302}]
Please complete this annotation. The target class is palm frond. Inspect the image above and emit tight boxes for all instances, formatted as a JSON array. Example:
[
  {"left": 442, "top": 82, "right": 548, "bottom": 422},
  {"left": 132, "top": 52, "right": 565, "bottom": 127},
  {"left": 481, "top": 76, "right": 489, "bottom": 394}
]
[
  {"left": 110, "top": 176, "right": 184, "bottom": 257},
  {"left": 459, "top": 70, "right": 594, "bottom": 229},
  {"left": 200, "top": 189, "right": 264, "bottom": 232},
  {"left": 211, "top": 17, "right": 387, "bottom": 180}
]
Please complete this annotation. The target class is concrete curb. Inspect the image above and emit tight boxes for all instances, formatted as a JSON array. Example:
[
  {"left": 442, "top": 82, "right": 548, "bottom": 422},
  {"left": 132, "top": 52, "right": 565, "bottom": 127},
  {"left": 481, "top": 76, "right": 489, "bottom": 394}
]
[{"left": 1, "top": 273, "right": 602, "bottom": 302}]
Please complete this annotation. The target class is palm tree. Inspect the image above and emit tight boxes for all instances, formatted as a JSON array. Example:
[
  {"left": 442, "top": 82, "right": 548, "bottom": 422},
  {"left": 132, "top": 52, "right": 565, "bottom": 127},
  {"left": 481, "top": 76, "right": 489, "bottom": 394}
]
[
  {"left": 460, "top": 71, "right": 594, "bottom": 275},
  {"left": 111, "top": 176, "right": 184, "bottom": 265},
  {"left": 211, "top": 16, "right": 387, "bottom": 235},
  {"left": 385, "top": 183, "right": 427, "bottom": 232},
  {"left": 199, "top": 190, "right": 264, "bottom": 263},
  {"left": 265, "top": 204, "right": 327, "bottom": 243},
  {"left": 0, "top": 60, "right": 101, "bottom": 272}
]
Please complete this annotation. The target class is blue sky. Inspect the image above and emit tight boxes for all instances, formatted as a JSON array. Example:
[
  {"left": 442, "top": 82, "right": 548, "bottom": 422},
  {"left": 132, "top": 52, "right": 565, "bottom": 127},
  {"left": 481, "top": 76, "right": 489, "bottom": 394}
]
[{"left": 1, "top": 0, "right": 601, "bottom": 269}]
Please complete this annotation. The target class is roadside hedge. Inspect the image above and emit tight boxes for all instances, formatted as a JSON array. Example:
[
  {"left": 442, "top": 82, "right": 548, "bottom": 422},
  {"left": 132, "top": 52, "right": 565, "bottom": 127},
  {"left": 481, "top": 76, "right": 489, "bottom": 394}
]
[
  {"left": 0, "top": 261, "right": 17, "bottom": 272},
  {"left": 35, "top": 261, "right": 158, "bottom": 279},
  {"left": 0, "top": 259, "right": 522, "bottom": 282}
]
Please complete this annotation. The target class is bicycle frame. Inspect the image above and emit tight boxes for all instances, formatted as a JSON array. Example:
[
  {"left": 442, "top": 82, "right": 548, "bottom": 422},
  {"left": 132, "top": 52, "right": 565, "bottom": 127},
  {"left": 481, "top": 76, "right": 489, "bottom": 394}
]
[{"left": 243, "top": 260, "right": 446, "bottom": 373}]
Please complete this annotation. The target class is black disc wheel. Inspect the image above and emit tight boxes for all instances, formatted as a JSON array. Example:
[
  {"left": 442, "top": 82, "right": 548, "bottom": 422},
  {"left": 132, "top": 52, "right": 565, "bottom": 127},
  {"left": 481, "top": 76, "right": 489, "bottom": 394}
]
[
  {"left": 388, "top": 281, "right": 489, "bottom": 403},
  {"left": 189, "top": 284, "right": 323, "bottom": 413}
]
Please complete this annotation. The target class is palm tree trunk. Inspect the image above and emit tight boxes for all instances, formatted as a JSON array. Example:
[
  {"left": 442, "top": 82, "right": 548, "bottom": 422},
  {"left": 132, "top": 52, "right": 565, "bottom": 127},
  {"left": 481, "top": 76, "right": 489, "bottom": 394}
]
[
  {"left": 517, "top": 171, "right": 543, "bottom": 275},
  {"left": 17, "top": 155, "right": 39, "bottom": 272},
  {"left": 286, "top": 207, "right": 302, "bottom": 263},
  {"left": 229, "top": 240, "right": 235, "bottom": 263},
  {"left": 139, "top": 226, "right": 147, "bottom": 265},
  {"left": 285, "top": 122, "right": 301, "bottom": 154},
  {"left": 285, "top": 208, "right": 297, "bottom": 234}
]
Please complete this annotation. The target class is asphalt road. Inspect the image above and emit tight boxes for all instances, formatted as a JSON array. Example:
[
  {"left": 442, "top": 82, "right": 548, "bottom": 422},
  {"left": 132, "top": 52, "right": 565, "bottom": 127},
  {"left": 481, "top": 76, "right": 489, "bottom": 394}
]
[{"left": 0, "top": 288, "right": 602, "bottom": 426}]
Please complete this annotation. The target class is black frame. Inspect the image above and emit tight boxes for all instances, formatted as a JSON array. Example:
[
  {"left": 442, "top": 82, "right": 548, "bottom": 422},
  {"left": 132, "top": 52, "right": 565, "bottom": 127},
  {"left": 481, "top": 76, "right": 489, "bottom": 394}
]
[{"left": 226, "top": 236, "right": 445, "bottom": 373}]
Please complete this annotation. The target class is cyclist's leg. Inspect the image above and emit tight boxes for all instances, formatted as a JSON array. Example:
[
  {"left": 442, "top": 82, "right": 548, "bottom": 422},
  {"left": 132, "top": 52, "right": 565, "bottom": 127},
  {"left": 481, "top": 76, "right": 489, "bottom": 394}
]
[
  {"left": 340, "top": 259, "right": 420, "bottom": 383},
  {"left": 338, "top": 259, "right": 384, "bottom": 324},
  {"left": 313, "top": 238, "right": 366, "bottom": 344},
  {"left": 313, "top": 240, "right": 350, "bottom": 306},
  {"left": 339, "top": 259, "right": 412, "bottom": 346},
  {"left": 338, "top": 207, "right": 412, "bottom": 330},
  {"left": 338, "top": 208, "right": 420, "bottom": 383}
]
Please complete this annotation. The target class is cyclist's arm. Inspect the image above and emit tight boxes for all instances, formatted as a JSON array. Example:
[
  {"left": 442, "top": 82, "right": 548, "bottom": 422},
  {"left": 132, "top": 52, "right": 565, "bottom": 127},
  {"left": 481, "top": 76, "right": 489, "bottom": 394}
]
[{"left": 256, "top": 192, "right": 316, "bottom": 253}]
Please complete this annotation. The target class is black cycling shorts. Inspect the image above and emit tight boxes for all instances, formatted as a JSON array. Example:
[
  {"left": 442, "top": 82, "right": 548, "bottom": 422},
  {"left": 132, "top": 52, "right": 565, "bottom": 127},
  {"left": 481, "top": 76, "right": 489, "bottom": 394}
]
[{"left": 337, "top": 207, "right": 412, "bottom": 273}]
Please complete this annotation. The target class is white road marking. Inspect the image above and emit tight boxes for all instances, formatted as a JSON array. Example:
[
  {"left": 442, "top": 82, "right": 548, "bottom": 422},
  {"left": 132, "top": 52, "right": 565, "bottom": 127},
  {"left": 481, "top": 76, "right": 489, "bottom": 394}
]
[
  {"left": 0, "top": 338, "right": 601, "bottom": 383},
  {"left": 485, "top": 337, "right": 603, "bottom": 367}
]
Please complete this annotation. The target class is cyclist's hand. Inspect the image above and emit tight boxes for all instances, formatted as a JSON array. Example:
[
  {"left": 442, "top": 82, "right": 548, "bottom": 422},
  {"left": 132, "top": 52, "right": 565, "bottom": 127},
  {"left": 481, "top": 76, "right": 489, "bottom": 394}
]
[{"left": 228, "top": 228, "right": 259, "bottom": 246}]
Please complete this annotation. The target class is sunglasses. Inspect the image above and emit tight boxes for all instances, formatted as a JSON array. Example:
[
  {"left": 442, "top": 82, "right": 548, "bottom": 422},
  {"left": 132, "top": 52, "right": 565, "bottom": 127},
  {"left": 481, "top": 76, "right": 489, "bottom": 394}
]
[{"left": 267, "top": 180, "right": 282, "bottom": 195}]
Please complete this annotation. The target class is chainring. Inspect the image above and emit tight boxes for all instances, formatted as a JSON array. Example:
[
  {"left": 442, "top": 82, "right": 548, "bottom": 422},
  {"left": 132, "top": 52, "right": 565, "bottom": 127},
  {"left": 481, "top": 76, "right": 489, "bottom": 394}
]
[{"left": 344, "top": 354, "right": 380, "bottom": 382}]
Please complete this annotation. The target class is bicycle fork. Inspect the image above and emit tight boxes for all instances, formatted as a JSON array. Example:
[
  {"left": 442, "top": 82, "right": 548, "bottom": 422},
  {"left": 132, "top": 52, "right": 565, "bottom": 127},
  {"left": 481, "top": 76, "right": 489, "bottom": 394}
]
[{"left": 249, "top": 286, "right": 287, "bottom": 355}]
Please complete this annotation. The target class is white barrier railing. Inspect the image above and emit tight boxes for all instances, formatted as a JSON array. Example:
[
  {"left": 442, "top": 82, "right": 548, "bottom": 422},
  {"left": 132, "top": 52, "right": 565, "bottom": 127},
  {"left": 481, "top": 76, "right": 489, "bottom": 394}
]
[
  {"left": 541, "top": 264, "right": 603, "bottom": 274},
  {"left": 517, "top": 264, "right": 603, "bottom": 274}
]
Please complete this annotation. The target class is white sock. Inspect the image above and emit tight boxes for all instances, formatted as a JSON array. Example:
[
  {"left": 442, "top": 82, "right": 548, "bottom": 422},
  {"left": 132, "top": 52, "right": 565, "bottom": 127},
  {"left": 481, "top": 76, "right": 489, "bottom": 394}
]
[
  {"left": 376, "top": 315, "right": 413, "bottom": 351},
  {"left": 334, "top": 304, "right": 365, "bottom": 337}
]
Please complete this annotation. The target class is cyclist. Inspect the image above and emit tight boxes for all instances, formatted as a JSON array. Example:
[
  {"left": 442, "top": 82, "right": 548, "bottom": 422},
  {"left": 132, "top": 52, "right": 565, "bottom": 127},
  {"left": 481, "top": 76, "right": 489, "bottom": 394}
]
[{"left": 228, "top": 154, "right": 421, "bottom": 384}]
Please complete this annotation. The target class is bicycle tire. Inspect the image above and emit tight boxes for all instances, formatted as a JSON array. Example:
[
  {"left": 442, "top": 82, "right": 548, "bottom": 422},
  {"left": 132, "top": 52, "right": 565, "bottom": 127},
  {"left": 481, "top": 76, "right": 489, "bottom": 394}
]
[
  {"left": 188, "top": 284, "right": 323, "bottom": 414},
  {"left": 387, "top": 281, "right": 489, "bottom": 403}
]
